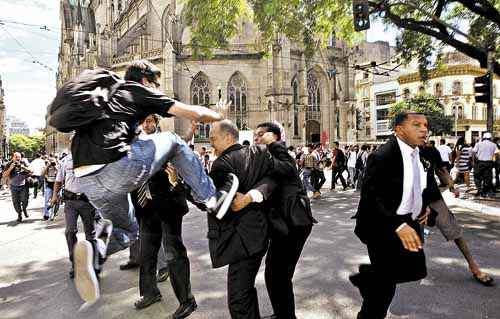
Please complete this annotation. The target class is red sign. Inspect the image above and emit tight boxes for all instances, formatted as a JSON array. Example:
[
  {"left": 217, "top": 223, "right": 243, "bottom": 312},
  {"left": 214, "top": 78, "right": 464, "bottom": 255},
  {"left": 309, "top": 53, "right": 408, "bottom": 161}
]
[{"left": 321, "top": 130, "right": 329, "bottom": 145}]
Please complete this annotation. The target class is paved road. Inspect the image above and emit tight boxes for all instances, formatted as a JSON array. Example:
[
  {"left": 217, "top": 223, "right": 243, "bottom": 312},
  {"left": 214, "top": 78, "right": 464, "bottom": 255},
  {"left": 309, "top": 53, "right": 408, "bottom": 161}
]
[{"left": 1, "top": 188, "right": 499, "bottom": 319}]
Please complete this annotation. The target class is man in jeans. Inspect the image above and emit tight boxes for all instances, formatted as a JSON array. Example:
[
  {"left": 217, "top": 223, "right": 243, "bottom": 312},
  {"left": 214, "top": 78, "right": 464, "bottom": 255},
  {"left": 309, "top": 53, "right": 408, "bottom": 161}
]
[
  {"left": 2, "top": 152, "right": 31, "bottom": 222},
  {"left": 301, "top": 144, "right": 317, "bottom": 197},
  {"left": 29, "top": 153, "right": 46, "bottom": 198},
  {"left": 50, "top": 60, "right": 237, "bottom": 304}
]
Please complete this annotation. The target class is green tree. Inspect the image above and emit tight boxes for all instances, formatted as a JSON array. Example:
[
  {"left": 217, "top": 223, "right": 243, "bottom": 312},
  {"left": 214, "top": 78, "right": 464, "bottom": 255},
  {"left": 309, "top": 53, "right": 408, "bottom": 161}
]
[
  {"left": 389, "top": 94, "right": 454, "bottom": 135},
  {"left": 183, "top": 0, "right": 499, "bottom": 76},
  {"left": 9, "top": 134, "right": 46, "bottom": 159}
]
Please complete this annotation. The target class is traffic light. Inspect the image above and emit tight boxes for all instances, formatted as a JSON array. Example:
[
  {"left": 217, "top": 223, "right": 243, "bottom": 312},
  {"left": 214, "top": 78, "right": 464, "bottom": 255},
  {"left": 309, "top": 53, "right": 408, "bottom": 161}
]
[
  {"left": 474, "top": 73, "right": 492, "bottom": 104},
  {"left": 353, "top": 0, "right": 370, "bottom": 32}
]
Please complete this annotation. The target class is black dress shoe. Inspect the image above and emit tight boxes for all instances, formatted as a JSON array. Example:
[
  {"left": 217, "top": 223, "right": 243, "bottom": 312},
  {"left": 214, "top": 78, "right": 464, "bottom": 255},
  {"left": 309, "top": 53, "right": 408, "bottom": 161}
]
[
  {"left": 23, "top": 211, "right": 29, "bottom": 218},
  {"left": 120, "top": 261, "right": 140, "bottom": 270},
  {"left": 172, "top": 298, "right": 197, "bottom": 319},
  {"left": 157, "top": 267, "right": 169, "bottom": 283},
  {"left": 134, "top": 294, "right": 162, "bottom": 310},
  {"left": 69, "top": 269, "right": 75, "bottom": 279}
]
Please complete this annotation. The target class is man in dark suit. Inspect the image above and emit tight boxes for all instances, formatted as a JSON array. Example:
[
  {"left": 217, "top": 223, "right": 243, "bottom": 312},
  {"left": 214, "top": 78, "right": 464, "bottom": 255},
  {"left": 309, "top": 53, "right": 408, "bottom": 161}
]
[
  {"left": 130, "top": 114, "right": 197, "bottom": 318},
  {"left": 231, "top": 122, "right": 316, "bottom": 319},
  {"left": 350, "top": 112, "right": 442, "bottom": 319},
  {"left": 208, "top": 120, "right": 295, "bottom": 319}
]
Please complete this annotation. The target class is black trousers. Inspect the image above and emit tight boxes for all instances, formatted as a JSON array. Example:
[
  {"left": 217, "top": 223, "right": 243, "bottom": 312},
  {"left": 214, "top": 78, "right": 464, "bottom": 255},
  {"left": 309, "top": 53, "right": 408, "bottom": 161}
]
[
  {"left": 265, "top": 225, "right": 312, "bottom": 318},
  {"left": 227, "top": 252, "right": 265, "bottom": 319},
  {"left": 10, "top": 185, "right": 28, "bottom": 218},
  {"left": 312, "top": 170, "right": 326, "bottom": 192},
  {"left": 476, "top": 161, "right": 494, "bottom": 195},
  {"left": 356, "top": 221, "right": 426, "bottom": 319},
  {"left": 331, "top": 167, "right": 347, "bottom": 189},
  {"left": 139, "top": 209, "right": 193, "bottom": 304},
  {"left": 64, "top": 199, "right": 97, "bottom": 265}
]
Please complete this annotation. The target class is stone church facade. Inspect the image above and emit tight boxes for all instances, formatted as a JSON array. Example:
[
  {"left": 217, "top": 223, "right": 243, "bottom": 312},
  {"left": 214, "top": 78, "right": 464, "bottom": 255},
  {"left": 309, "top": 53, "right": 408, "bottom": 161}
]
[{"left": 51, "top": 0, "right": 361, "bottom": 152}]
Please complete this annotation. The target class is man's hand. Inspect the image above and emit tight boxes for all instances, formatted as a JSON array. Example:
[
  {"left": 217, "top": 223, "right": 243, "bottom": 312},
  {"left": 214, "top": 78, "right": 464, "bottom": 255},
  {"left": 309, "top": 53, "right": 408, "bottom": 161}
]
[
  {"left": 396, "top": 224, "right": 423, "bottom": 252},
  {"left": 215, "top": 99, "right": 232, "bottom": 115},
  {"left": 49, "top": 196, "right": 58, "bottom": 208},
  {"left": 261, "top": 132, "right": 277, "bottom": 145},
  {"left": 231, "top": 192, "right": 252, "bottom": 212},
  {"left": 418, "top": 207, "right": 432, "bottom": 226},
  {"left": 165, "top": 163, "right": 178, "bottom": 186}
]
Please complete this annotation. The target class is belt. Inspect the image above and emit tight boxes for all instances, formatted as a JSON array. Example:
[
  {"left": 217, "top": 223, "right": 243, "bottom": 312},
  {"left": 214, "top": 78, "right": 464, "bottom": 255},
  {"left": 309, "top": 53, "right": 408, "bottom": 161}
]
[{"left": 63, "top": 190, "right": 89, "bottom": 202}]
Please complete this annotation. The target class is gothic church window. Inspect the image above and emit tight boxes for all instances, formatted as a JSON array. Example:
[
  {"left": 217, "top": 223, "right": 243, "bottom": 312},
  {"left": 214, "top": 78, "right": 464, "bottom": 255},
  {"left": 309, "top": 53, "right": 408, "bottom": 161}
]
[
  {"left": 228, "top": 72, "right": 248, "bottom": 129},
  {"left": 307, "top": 72, "right": 320, "bottom": 113},
  {"left": 191, "top": 74, "right": 211, "bottom": 140}
]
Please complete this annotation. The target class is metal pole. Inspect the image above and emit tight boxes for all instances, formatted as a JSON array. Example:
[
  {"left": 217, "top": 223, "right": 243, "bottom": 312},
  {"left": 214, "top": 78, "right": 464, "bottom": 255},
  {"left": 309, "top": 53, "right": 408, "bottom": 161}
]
[{"left": 487, "top": 50, "right": 494, "bottom": 132}]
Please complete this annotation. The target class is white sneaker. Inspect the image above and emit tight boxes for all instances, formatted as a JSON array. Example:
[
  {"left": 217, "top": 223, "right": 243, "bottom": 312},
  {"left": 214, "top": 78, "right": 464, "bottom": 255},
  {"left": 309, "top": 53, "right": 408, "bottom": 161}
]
[
  {"left": 74, "top": 240, "right": 100, "bottom": 304},
  {"left": 206, "top": 173, "right": 239, "bottom": 220}
]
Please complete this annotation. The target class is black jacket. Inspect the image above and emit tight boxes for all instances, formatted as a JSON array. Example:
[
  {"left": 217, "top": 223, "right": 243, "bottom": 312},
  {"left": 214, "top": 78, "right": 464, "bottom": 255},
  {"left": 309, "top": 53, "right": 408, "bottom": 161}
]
[
  {"left": 130, "top": 168, "right": 189, "bottom": 222},
  {"left": 253, "top": 142, "right": 316, "bottom": 235},
  {"left": 208, "top": 144, "right": 295, "bottom": 268},
  {"left": 354, "top": 136, "right": 442, "bottom": 244}
]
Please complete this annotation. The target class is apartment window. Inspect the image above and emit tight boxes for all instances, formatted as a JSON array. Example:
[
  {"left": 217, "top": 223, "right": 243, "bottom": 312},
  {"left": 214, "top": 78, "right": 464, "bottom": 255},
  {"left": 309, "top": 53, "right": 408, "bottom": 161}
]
[
  {"left": 376, "top": 92, "right": 396, "bottom": 106},
  {"left": 376, "top": 109, "right": 389, "bottom": 121},
  {"left": 452, "top": 81, "right": 463, "bottom": 95},
  {"left": 434, "top": 82, "right": 443, "bottom": 97},
  {"left": 403, "top": 88, "right": 410, "bottom": 100}
]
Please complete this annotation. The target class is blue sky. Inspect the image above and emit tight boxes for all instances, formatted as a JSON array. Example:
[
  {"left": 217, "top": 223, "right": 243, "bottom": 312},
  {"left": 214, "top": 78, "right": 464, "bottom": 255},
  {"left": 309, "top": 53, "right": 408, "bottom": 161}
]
[
  {"left": 0, "top": 0, "right": 59, "bottom": 131},
  {"left": 0, "top": 1, "right": 396, "bottom": 131}
]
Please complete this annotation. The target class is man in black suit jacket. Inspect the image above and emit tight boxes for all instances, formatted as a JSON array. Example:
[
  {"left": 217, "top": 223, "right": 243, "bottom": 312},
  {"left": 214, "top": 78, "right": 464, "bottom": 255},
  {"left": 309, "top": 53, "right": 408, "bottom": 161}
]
[
  {"left": 230, "top": 122, "right": 316, "bottom": 319},
  {"left": 208, "top": 120, "right": 295, "bottom": 319},
  {"left": 351, "top": 112, "right": 442, "bottom": 319}
]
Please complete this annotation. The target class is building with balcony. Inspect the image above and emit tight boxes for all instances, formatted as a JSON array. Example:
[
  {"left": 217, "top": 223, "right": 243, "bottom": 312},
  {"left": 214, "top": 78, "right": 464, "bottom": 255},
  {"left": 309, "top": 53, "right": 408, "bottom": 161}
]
[
  {"left": 54, "top": 0, "right": 367, "bottom": 149},
  {"left": 398, "top": 51, "right": 500, "bottom": 142},
  {"left": 373, "top": 80, "right": 398, "bottom": 140}
]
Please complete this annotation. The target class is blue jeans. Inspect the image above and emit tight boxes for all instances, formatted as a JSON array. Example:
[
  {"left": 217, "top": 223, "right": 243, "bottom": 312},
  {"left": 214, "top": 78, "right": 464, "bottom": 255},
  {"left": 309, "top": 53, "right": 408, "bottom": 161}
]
[
  {"left": 43, "top": 186, "right": 53, "bottom": 218},
  {"left": 302, "top": 168, "right": 315, "bottom": 192},
  {"left": 77, "top": 132, "right": 215, "bottom": 255}
]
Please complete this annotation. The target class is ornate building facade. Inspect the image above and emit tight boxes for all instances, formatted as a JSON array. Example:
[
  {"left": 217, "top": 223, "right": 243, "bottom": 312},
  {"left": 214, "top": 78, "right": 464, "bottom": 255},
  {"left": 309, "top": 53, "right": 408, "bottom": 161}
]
[
  {"left": 51, "top": 0, "right": 360, "bottom": 152},
  {"left": 398, "top": 52, "right": 500, "bottom": 142}
]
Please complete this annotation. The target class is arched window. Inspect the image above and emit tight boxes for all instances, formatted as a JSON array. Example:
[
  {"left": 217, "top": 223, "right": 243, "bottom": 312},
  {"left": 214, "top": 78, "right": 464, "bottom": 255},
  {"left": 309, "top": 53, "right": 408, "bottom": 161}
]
[
  {"left": 307, "top": 72, "right": 320, "bottom": 113},
  {"left": 452, "top": 81, "right": 463, "bottom": 95},
  {"left": 403, "top": 88, "right": 410, "bottom": 100},
  {"left": 418, "top": 86, "right": 425, "bottom": 94},
  {"left": 191, "top": 73, "right": 211, "bottom": 140},
  {"left": 292, "top": 78, "right": 299, "bottom": 136},
  {"left": 434, "top": 83, "right": 443, "bottom": 97},
  {"left": 228, "top": 72, "right": 248, "bottom": 129},
  {"left": 452, "top": 104, "right": 464, "bottom": 120}
]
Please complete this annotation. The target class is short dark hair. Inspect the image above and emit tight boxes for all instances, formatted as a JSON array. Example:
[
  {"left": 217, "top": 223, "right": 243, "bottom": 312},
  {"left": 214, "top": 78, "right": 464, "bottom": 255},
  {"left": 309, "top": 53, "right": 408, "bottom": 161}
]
[
  {"left": 307, "top": 143, "right": 314, "bottom": 149},
  {"left": 429, "top": 140, "right": 436, "bottom": 146},
  {"left": 242, "top": 140, "right": 250, "bottom": 146},
  {"left": 333, "top": 141, "right": 340, "bottom": 147},
  {"left": 217, "top": 120, "right": 239, "bottom": 140},
  {"left": 189, "top": 144, "right": 194, "bottom": 150},
  {"left": 257, "top": 122, "right": 281, "bottom": 141},
  {"left": 124, "top": 60, "right": 161, "bottom": 86},
  {"left": 288, "top": 146, "right": 295, "bottom": 151},
  {"left": 440, "top": 138, "right": 445, "bottom": 144},
  {"left": 393, "top": 111, "right": 425, "bottom": 127}
]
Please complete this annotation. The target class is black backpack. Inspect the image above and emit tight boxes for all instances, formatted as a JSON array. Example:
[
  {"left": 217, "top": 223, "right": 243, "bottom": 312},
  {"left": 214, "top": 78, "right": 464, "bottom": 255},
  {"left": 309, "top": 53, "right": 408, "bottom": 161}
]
[{"left": 47, "top": 69, "right": 124, "bottom": 132}]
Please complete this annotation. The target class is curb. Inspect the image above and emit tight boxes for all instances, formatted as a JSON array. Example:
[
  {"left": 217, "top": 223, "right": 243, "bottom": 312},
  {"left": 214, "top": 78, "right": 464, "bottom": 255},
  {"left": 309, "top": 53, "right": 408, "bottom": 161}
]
[{"left": 443, "top": 191, "right": 500, "bottom": 218}]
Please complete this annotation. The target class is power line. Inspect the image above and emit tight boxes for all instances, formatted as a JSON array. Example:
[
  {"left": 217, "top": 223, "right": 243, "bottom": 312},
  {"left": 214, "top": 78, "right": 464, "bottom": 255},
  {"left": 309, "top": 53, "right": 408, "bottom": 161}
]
[{"left": 0, "top": 24, "right": 55, "bottom": 72}]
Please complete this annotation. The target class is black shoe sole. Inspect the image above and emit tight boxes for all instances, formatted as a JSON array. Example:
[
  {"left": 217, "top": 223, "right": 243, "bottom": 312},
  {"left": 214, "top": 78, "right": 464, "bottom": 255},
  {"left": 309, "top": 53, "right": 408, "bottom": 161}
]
[{"left": 135, "top": 295, "right": 162, "bottom": 310}]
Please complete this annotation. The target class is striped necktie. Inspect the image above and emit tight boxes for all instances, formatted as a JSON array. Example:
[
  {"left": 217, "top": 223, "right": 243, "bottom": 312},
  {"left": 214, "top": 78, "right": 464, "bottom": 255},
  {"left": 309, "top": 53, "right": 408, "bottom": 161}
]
[{"left": 136, "top": 182, "right": 152, "bottom": 208}]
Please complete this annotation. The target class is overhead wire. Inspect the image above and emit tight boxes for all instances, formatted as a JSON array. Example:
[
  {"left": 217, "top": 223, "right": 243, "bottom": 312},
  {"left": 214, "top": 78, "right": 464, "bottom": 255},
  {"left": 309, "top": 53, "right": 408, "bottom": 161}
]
[{"left": 0, "top": 24, "right": 55, "bottom": 71}]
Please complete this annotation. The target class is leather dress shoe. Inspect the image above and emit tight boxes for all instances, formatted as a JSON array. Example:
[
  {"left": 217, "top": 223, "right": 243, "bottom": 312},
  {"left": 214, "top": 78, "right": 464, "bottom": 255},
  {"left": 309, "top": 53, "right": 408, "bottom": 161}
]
[
  {"left": 172, "top": 298, "right": 197, "bottom": 319},
  {"left": 134, "top": 294, "right": 162, "bottom": 310},
  {"left": 119, "top": 261, "right": 140, "bottom": 270}
]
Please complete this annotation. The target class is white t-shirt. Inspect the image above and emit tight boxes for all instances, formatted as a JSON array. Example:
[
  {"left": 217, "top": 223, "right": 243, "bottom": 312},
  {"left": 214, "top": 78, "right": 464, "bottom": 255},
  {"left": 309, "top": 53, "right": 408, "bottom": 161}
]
[
  {"left": 347, "top": 151, "right": 358, "bottom": 168},
  {"left": 29, "top": 158, "right": 46, "bottom": 176},
  {"left": 436, "top": 145, "right": 452, "bottom": 163}
]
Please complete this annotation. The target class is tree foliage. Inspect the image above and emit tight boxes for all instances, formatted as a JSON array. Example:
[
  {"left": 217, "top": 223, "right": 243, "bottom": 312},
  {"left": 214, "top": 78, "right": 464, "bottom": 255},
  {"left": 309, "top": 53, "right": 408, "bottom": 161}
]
[
  {"left": 389, "top": 94, "right": 454, "bottom": 135},
  {"left": 9, "top": 134, "right": 46, "bottom": 159},
  {"left": 183, "top": 0, "right": 500, "bottom": 76}
]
